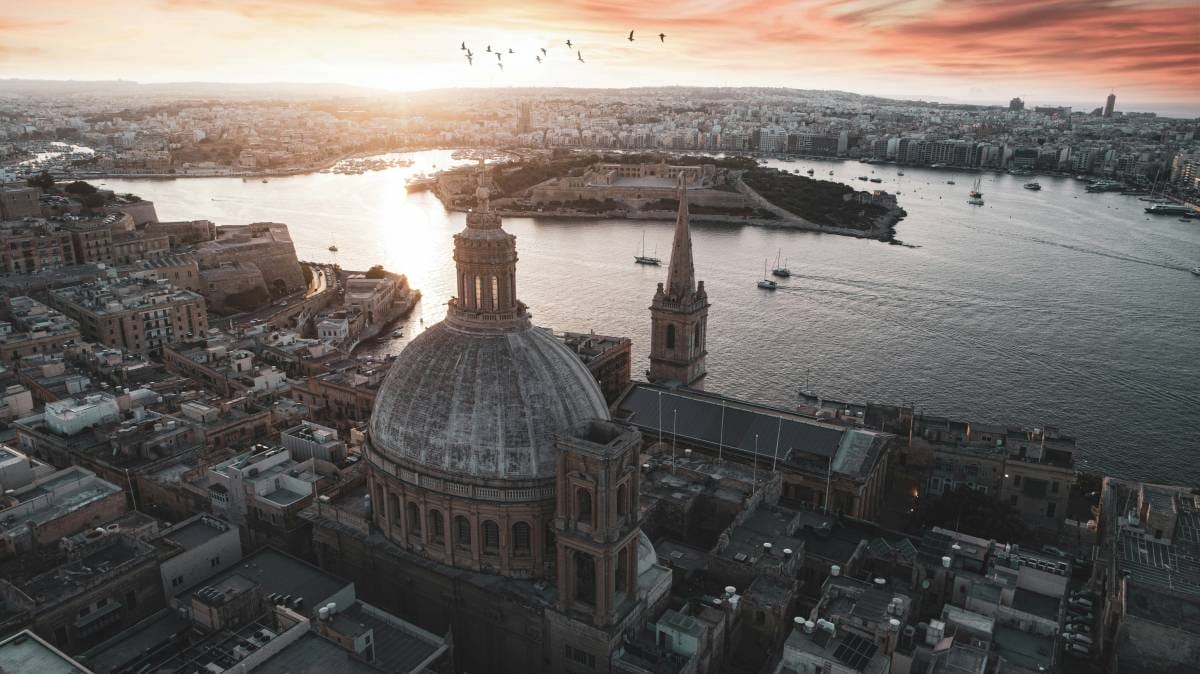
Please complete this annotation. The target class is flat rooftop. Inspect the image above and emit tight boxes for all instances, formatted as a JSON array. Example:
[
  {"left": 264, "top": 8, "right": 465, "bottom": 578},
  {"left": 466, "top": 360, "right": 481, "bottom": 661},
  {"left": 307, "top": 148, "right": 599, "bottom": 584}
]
[
  {"left": 159, "top": 515, "right": 231, "bottom": 551},
  {"left": 184, "top": 547, "right": 349, "bottom": 615},
  {"left": 0, "top": 630, "right": 90, "bottom": 674},
  {"left": 251, "top": 632, "right": 379, "bottom": 674},
  {"left": 992, "top": 624, "right": 1054, "bottom": 672}
]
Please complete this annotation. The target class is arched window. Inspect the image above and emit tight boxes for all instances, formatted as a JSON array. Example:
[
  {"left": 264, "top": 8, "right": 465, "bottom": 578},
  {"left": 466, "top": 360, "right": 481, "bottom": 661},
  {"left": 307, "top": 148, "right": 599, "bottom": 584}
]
[
  {"left": 512, "top": 522, "right": 531, "bottom": 556},
  {"left": 482, "top": 520, "right": 500, "bottom": 554},
  {"left": 576, "top": 488, "right": 593, "bottom": 526},
  {"left": 617, "top": 482, "right": 628, "bottom": 518},
  {"left": 429, "top": 508, "right": 444, "bottom": 543},
  {"left": 454, "top": 515, "right": 471, "bottom": 546},
  {"left": 491, "top": 276, "right": 499, "bottom": 311},
  {"left": 574, "top": 552, "right": 596, "bottom": 604},
  {"left": 474, "top": 276, "right": 483, "bottom": 310},
  {"left": 665, "top": 324, "right": 676, "bottom": 349},
  {"left": 388, "top": 493, "right": 401, "bottom": 528},
  {"left": 407, "top": 502, "right": 421, "bottom": 534},
  {"left": 432, "top": 508, "right": 451, "bottom": 539}
]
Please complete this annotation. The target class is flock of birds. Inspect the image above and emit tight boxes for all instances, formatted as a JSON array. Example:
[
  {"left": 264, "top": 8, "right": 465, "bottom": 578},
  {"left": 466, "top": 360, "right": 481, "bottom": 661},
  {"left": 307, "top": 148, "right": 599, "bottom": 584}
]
[{"left": 461, "top": 30, "right": 667, "bottom": 70}]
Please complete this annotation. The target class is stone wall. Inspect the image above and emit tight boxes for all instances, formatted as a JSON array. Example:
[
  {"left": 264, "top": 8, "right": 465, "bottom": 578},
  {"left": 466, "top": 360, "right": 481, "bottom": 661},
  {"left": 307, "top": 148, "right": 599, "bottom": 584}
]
[
  {"left": 196, "top": 223, "right": 305, "bottom": 295},
  {"left": 200, "top": 263, "right": 268, "bottom": 313}
]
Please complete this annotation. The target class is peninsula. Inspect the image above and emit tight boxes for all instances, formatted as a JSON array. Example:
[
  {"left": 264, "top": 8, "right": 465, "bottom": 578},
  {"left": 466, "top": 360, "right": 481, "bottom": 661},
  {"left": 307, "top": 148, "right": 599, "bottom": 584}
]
[{"left": 431, "top": 153, "right": 906, "bottom": 241}]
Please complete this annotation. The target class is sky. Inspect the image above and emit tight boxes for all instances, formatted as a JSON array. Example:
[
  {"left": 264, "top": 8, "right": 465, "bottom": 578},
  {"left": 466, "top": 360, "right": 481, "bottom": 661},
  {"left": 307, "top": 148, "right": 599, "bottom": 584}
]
[{"left": 2, "top": 0, "right": 1198, "bottom": 114}]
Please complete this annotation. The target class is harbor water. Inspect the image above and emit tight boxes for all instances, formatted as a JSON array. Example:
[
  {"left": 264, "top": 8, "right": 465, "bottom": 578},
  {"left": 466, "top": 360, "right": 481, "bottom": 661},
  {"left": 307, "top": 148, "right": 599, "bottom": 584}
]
[{"left": 100, "top": 149, "right": 1200, "bottom": 485}]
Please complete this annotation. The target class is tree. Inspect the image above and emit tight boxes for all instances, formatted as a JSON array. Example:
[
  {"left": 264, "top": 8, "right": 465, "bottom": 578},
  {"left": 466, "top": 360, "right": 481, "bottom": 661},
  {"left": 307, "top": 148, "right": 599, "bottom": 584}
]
[
  {"left": 26, "top": 172, "right": 54, "bottom": 190},
  {"left": 63, "top": 181, "right": 98, "bottom": 196},
  {"left": 365, "top": 265, "right": 387, "bottom": 279},
  {"left": 80, "top": 193, "right": 106, "bottom": 212}
]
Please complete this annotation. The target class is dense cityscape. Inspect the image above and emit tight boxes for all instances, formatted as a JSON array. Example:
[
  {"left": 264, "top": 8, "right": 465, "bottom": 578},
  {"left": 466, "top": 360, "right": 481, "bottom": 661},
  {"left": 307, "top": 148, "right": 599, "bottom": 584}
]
[{"left": 0, "top": 10, "right": 1197, "bottom": 674}]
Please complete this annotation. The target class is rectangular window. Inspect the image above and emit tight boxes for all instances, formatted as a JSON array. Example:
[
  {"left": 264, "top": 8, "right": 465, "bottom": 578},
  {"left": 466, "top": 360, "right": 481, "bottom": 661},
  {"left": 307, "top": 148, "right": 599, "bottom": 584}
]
[
  {"left": 1013, "top": 475, "right": 1022, "bottom": 486},
  {"left": 1050, "top": 481, "right": 1059, "bottom": 494},
  {"left": 1046, "top": 502, "right": 1056, "bottom": 518},
  {"left": 565, "top": 645, "right": 596, "bottom": 669}
]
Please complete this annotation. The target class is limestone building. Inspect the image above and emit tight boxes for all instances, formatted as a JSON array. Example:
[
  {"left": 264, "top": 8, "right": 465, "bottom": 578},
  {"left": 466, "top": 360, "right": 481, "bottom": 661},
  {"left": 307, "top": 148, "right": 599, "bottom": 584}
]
[
  {"left": 309, "top": 173, "right": 671, "bottom": 673},
  {"left": 648, "top": 178, "right": 709, "bottom": 388}
]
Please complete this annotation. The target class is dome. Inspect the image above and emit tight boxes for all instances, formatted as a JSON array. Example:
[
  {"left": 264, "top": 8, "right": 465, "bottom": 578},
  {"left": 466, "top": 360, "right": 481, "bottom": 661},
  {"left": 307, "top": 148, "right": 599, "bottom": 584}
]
[{"left": 369, "top": 319, "right": 610, "bottom": 485}]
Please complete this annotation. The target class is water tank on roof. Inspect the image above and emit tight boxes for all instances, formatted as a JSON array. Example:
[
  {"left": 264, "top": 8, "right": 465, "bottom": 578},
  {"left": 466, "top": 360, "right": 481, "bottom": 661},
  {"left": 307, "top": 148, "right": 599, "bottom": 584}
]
[{"left": 831, "top": 565, "right": 841, "bottom": 577}]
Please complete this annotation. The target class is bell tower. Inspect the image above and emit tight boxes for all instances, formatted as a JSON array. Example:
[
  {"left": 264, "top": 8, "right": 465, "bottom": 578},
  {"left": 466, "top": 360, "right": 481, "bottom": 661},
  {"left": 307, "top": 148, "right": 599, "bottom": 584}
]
[
  {"left": 648, "top": 176, "right": 709, "bottom": 388},
  {"left": 554, "top": 420, "right": 643, "bottom": 627}
]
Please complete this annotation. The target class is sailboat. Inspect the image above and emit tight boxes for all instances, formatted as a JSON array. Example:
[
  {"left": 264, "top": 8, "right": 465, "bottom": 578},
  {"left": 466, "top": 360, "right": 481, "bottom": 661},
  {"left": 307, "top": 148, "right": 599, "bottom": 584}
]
[
  {"left": 757, "top": 259, "right": 778, "bottom": 290},
  {"left": 771, "top": 249, "right": 791, "bottom": 278},
  {"left": 634, "top": 231, "right": 661, "bottom": 265},
  {"left": 968, "top": 176, "right": 984, "bottom": 206}
]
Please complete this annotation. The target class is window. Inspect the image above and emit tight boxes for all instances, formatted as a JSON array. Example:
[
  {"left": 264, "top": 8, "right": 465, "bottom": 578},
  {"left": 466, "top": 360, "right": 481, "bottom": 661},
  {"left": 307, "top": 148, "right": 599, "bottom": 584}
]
[
  {"left": 513, "top": 521, "right": 531, "bottom": 556},
  {"left": 574, "top": 552, "right": 596, "bottom": 604},
  {"left": 565, "top": 645, "right": 596, "bottom": 669},
  {"left": 617, "top": 482, "right": 628, "bottom": 518},
  {"left": 210, "top": 556, "right": 221, "bottom": 567},
  {"left": 694, "top": 326, "right": 701, "bottom": 347},
  {"left": 482, "top": 520, "right": 500, "bottom": 553},
  {"left": 576, "top": 488, "right": 592, "bottom": 526},
  {"left": 171, "top": 576, "right": 184, "bottom": 588},
  {"left": 429, "top": 509, "right": 445, "bottom": 543},
  {"left": 1050, "top": 481, "right": 1060, "bottom": 494},
  {"left": 407, "top": 502, "right": 421, "bottom": 534},
  {"left": 474, "top": 276, "right": 483, "bottom": 309},
  {"left": 389, "top": 493, "right": 401, "bottom": 526},
  {"left": 1012, "top": 474, "right": 1022, "bottom": 486},
  {"left": 454, "top": 515, "right": 471, "bottom": 546},
  {"left": 665, "top": 324, "right": 676, "bottom": 349},
  {"left": 1045, "top": 502, "right": 1056, "bottom": 518}
]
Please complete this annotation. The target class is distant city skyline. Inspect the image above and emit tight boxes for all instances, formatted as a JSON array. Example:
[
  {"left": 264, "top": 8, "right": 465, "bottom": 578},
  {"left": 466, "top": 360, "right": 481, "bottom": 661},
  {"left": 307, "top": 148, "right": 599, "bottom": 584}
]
[{"left": 2, "top": 0, "right": 1198, "bottom": 115}]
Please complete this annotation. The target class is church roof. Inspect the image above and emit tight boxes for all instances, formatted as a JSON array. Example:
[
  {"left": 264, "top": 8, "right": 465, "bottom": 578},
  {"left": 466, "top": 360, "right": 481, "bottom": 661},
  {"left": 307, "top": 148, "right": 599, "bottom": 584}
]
[{"left": 665, "top": 179, "right": 696, "bottom": 300}]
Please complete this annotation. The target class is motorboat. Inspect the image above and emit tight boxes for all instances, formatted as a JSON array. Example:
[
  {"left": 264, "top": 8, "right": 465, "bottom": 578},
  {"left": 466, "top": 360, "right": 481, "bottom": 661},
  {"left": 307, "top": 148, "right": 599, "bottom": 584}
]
[{"left": 1024, "top": 182, "right": 1042, "bottom": 191}]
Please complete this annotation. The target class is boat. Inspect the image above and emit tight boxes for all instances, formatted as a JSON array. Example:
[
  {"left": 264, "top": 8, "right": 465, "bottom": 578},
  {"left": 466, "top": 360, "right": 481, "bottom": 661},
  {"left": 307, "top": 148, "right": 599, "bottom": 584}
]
[
  {"left": 947, "top": 180, "right": 956, "bottom": 185},
  {"left": 807, "top": 169, "right": 814, "bottom": 175},
  {"left": 771, "top": 249, "right": 791, "bottom": 278},
  {"left": 1024, "top": 182, "right": 1042, "bottom": 191},
  {"left": 829, "top": 171, "right": 834, "bottom": 176},
  {"left": 1192, "top": 267, "right": 1200, "bottom": 276},
  {"left": 634, "top": 231, "right": 662, "bottom": 266},
  {"left": 261, "top": 179, "right": 268, "bottom": 183},
  {"left": 406, "top": 174, "right": 437, "bottom": 193},
  {"left": 858, "top": 176, "right": 869, "bottom": 181},
  {"left": 968, "top": 176, "right": 984, "bottom": 205},
  {"left": 328, "top": 244, "right": 338, "bottom": 252},
  {"left": 392, "top": 329, "right": 403, "bottom": 338},
  {"left": 869, "top": 177, "right": 882, "bottom": 183},
  {"left": 757, "top": 260, "right": 778, "bottom": 289},
  {"left": 1086, "top": 180, "right": 1123, "bottom": 193},
  {"left": 1145, "top": 203, "right": 1193, "bottom": 215},
  {"left": 897, "top": 171, "right": 905, "bottom": 176}
]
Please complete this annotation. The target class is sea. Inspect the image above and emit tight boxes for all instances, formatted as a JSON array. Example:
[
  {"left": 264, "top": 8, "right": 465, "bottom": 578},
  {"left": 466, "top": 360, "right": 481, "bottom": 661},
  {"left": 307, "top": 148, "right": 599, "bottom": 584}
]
[{"left": 98, "top": 149, "right": 1200, "bottom": 486}]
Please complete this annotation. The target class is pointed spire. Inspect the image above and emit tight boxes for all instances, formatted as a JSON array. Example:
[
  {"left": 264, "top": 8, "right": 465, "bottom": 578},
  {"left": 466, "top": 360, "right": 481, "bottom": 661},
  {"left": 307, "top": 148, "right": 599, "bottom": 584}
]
[{"left": 665, "top": 174, "right": 695, "bottom": 299}]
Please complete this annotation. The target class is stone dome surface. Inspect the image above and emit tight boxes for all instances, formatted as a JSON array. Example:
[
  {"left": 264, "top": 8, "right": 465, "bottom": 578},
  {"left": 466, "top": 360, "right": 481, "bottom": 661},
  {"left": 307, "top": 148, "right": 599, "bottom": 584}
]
[{"left": 369, "top": 320, "right": 610, "bottom": 483}]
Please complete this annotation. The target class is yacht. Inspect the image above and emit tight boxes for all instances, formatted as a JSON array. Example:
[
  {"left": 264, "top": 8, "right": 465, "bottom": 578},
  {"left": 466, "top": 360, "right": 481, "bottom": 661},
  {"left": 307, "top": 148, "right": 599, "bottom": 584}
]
[
  {"left": 1024, "top": 182, "right": 1042, "bottom": 191},
  {"left": 757, "top": 259, "right": 778, "bottom": 289},
  {"left": 1191, "top": 267, "right": 1200, "bottom": 277},
  {"left": 946, "top": 180, "right": 956, "bottom": 185},
  {"left": 858, "top": 176, "right": 869, "bottom": 181},
  {"left": 1145, "top": 203, "right": 1193, "bottom": 215},
  {"left": 392, "top": 329, "right": 403, "bottom": 338},
  {"left": 897, "top": 171, "right": 905, "bottom": 176},
  {"left": 328, "top": 244, "right": 338, "bottom": 252},
  {"left": 869, "top": 177, "right": 883, "bottom": 183},
  {"left": 968, "top": 176, "right": 984, "bottom": 206},
  {"left": 771, "top": 249, "right": 791, "bottom": 278},
  {"left": 634, "top": 231, "right": 662, "bottom": 265}
]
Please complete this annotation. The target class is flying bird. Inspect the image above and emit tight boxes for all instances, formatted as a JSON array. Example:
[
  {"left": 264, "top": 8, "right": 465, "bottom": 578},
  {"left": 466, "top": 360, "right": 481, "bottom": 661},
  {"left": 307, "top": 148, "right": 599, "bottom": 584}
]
[
  {"left": 577, "top": 51, "right": 585, "bottom": 63},
  {"left": 461, "top": 41, "right": 466, "bottom": 50},
  {"left": 659, "top": 33, "right": 666, "bottom": 43},
  {"left": 536, "top": 55, "right": 542, "bottom": 64},
  {"left": 497, "top": 63, "right": 504, "bottom": 71},
  {"left": 508, "top": 48, "right": 514, "bottom": 54},
  {"left": 466, "top": 49, "right": 473, "bottom": 57},
  {"left": 540, "top": 47, "right": 547, "bottom": 56},
  {"left": 496, "top": 52, "right": 502, "bottom": 62},
  {"left": 466, "top": 54, "right": 473, "bottom": 66},
  {"left": 628, "top": 30, "right": 635, "bottom": 42},
  {"left": 565, "top": 39, "right": 573, "bottom": 48},
  {"left": 486, "top": 45, "right": 492, "bottom": 52}
]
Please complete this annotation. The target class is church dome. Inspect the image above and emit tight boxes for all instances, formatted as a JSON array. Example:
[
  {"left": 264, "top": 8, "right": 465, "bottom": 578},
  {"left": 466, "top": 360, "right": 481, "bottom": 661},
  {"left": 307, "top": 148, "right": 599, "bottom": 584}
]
[{"left": 369, "top": 319, "right": 609, "bottom": 484}]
